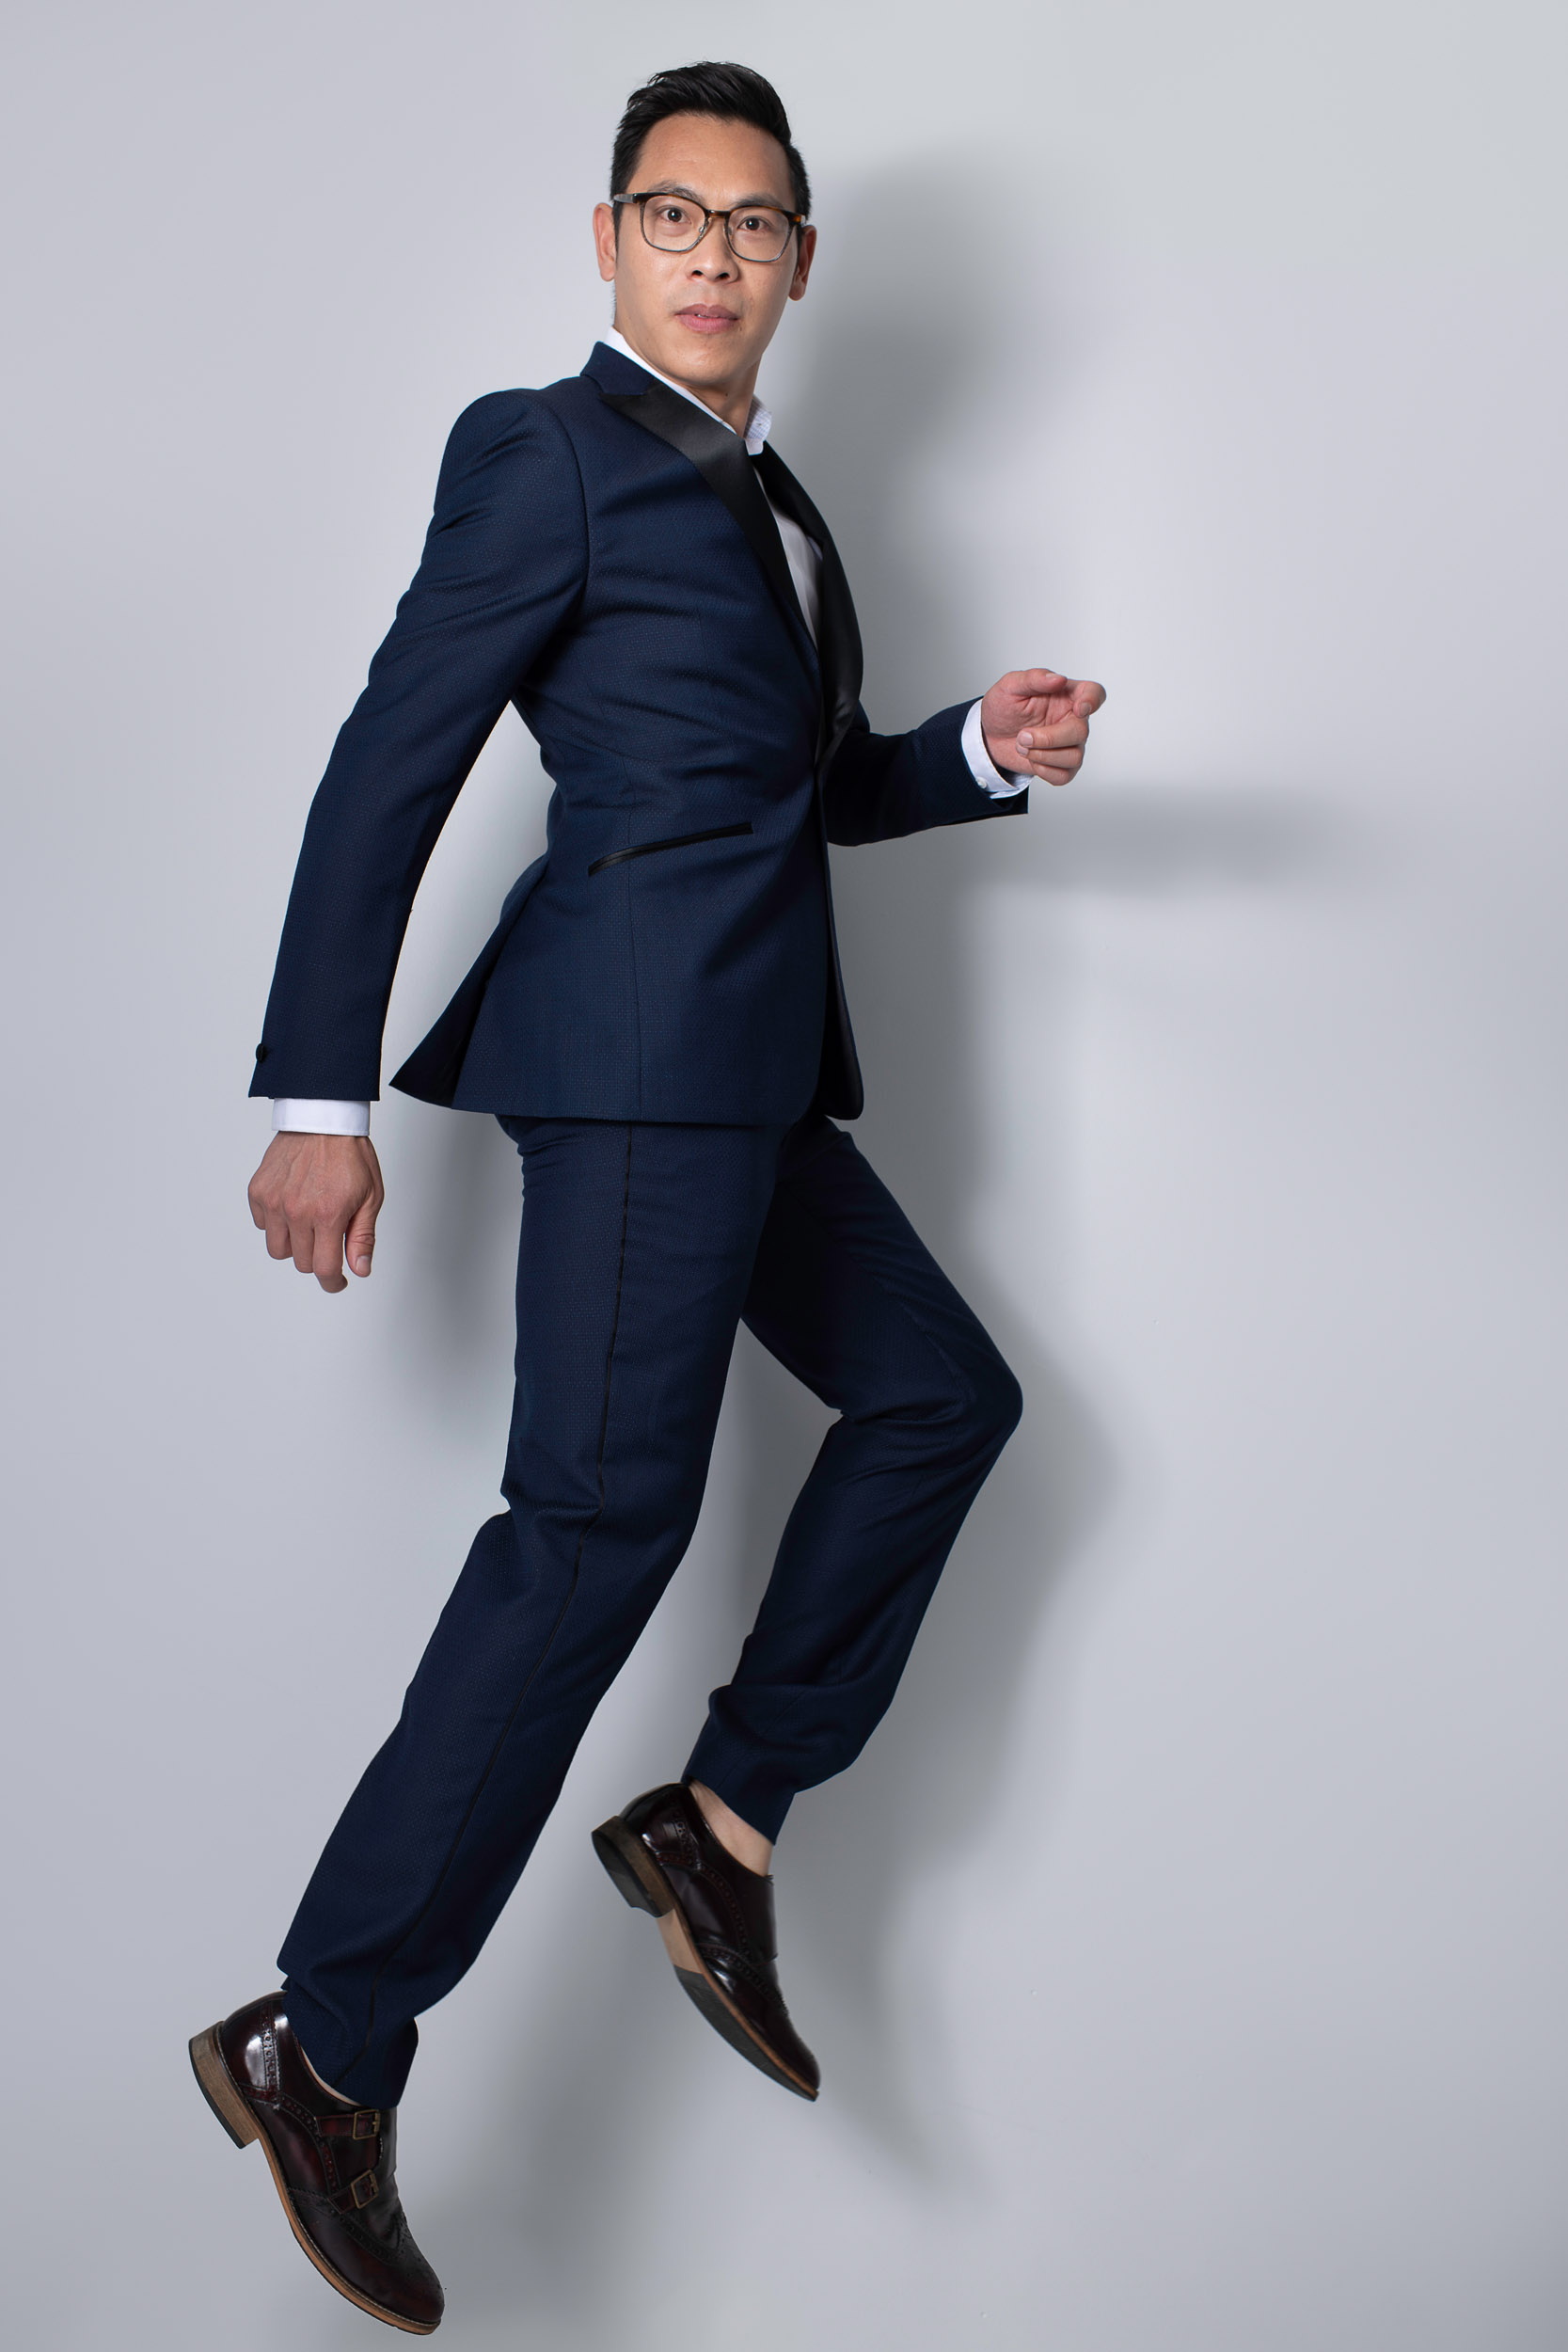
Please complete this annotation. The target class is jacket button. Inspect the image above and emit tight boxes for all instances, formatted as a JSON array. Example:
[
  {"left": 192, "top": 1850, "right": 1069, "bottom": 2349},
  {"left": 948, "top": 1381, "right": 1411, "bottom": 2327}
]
[{"left": 255, "top": 1043, "right": 269, "bottom": 1062}]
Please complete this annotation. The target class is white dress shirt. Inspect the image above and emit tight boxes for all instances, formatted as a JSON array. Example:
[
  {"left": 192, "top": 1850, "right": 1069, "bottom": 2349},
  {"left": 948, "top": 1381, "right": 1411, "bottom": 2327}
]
[{"left": 273, "top": 334, "right": 1025, "bottom": 1137}]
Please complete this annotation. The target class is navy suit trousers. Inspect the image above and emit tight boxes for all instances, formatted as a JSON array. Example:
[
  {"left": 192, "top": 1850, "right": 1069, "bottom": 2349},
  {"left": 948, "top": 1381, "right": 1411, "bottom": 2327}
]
[{"left": 279, "top": 1113, "right": 1021, "bottom": 2106}]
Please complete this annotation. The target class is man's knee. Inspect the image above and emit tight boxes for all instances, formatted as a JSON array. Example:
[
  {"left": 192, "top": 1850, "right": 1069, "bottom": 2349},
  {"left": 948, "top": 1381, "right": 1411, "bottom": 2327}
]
[
  {"left": 920, "top": 1337, "right": 1022, "bottom": 1467},
  {"left": 847, "top": 1328, "right": 1022, "bottom": 1467},
  {"left": 969, "top": 1347, "right": 1023, "bottom": 1457}
]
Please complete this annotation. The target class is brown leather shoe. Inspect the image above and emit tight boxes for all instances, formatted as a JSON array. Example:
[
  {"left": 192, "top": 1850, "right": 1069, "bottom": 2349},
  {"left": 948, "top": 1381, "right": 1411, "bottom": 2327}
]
[
  {"left": 593, "top": 1782, "right": 820, "bottom": 2100},
  {"left": 189, "top": 1993, "right": 443, "bottom": 2333}
]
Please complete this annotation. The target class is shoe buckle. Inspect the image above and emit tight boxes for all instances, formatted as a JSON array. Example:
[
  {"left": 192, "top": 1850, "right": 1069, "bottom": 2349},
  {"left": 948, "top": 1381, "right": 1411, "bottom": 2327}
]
[
  {"left": 353, "top": 2108, "right": 380, "bottom": 2139},
  {"left": 351, "top": 2169, "right": 379, "bottom": 2208}
]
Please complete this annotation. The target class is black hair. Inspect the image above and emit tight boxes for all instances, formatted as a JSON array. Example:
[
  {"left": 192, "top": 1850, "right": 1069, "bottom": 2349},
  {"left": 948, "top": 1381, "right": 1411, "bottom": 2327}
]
[{"left": 610, "top": 61, "right": 811, "bottom": 221}]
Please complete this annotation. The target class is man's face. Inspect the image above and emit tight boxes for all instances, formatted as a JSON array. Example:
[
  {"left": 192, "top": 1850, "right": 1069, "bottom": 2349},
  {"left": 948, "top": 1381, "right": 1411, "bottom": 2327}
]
[{"left": 594, "top": 113, "right": 816, "bottom": 397}]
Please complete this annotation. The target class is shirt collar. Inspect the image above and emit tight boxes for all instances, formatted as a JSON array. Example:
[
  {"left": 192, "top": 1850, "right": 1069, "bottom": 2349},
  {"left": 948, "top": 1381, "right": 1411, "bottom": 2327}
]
[{"left": 604, "top": 326, "right": 772, "bottom": 455}]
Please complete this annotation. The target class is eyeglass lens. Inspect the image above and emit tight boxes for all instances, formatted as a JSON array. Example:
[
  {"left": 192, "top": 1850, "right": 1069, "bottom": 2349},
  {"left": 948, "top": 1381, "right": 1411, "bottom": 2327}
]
[{"left": 641, "top": 197, "right": 793, "bottom": 262}]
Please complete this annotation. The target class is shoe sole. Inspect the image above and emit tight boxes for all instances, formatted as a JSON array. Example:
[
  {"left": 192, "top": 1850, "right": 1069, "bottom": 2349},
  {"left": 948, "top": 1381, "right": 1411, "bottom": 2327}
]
[
  {"left": 188, "top": 2025, "right": 438, "bottom": 2334},
  {"left": 591, "top": 1819, "right": 818, "bottom": 2101}
]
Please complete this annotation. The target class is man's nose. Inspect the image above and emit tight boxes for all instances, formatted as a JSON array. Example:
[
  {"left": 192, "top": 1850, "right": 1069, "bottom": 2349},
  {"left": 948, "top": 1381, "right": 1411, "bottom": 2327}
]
[{"left": 686, "top": 221, "right": 736, "bottom": 276}]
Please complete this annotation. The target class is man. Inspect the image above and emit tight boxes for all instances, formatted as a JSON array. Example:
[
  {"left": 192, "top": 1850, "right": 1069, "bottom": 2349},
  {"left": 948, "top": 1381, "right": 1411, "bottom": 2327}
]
[{"left": 191, "top": 62, "right": 1104, "bottom": 2333}]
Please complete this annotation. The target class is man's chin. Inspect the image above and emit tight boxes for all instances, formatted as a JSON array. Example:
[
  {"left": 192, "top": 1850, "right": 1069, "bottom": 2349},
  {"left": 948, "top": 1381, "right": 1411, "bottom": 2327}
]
[
  {"left": 620, "top": 317, "right": 759, "bottom": 395},
  {"left": 664, "top": 331, "right": 747, "bottom": 373}
]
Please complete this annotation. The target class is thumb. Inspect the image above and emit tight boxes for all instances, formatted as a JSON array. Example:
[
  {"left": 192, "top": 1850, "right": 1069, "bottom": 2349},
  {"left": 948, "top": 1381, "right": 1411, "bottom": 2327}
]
[{"left": 346, "top": 1198, "right": 378, "bottom": 1279}]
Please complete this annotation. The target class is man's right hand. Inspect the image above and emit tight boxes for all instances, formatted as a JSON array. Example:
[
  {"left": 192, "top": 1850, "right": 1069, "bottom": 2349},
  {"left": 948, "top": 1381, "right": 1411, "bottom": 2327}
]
[{"left": 248, "top": 1132, "right": 385, "bottom": 1295}]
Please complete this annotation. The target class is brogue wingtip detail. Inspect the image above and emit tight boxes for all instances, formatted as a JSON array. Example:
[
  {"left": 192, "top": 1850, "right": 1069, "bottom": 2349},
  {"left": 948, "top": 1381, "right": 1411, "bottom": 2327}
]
[{"left": 190, "top": 1993, "right": 444, "bottom": 2332}]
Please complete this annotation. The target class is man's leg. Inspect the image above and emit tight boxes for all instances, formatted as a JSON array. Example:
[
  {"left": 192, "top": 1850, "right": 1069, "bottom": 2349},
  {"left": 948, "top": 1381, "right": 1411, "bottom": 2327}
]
[
  {"left": 687, "top": 1114, "right": 1022, "bottom": 1835},
  {"left": 594, "top": 1115, "right": 1020, "bottom": 2092},
  {"left": 276, "top": 1117, "right": 784, "bottom": 2110}
]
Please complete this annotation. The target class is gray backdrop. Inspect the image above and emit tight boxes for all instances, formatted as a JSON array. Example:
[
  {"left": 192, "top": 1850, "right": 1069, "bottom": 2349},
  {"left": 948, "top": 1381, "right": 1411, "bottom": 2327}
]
[{"left": 4, "top": 2, "right": 1566, "bottom": 2346}]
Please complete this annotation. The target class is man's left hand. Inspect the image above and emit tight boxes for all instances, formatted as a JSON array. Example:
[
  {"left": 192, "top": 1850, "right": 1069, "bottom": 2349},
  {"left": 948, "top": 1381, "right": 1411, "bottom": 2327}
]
[{"left": 981, "top": 668, "right": 1106, "bottom": 786}]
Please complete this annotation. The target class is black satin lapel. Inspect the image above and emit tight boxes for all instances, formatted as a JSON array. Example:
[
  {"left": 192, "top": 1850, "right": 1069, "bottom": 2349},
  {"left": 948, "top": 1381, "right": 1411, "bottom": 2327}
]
[
  {"left": 598, "top": 384, "right": 810, "bottom": 648},
  {"left": 753, "top": 445, "right": 863, "bottom": 755}
]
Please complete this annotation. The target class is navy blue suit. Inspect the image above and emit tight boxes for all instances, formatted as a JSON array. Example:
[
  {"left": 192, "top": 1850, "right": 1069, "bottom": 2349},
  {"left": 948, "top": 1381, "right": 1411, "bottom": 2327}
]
[
  {"left": 267, "top": 346, "right": 1024, "bottom": 2106},
  {"left": 250, "top": 342, "right": 1021, "bottom": 1120}
]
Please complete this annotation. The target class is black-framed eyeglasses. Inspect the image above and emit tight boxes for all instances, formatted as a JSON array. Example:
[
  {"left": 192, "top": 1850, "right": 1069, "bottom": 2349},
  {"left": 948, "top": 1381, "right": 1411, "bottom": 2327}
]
[{"left": 612, "top": 190, "right": 805, "bottom": 264}]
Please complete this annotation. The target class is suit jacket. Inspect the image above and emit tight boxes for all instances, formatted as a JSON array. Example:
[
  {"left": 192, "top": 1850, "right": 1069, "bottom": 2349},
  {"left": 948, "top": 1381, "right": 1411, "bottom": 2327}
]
[{"left": 249, "top": 341, "right": 1026, "bottom": 1123}]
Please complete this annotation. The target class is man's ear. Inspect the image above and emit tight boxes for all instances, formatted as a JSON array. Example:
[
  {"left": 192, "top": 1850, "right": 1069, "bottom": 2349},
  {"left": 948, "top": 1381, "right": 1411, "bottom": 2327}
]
[
  {"left": 593, "top": 201, "right": 618, "bottom": 284},
  {"left": 788, "top": 224, "right": 817, "bottom": 302}
]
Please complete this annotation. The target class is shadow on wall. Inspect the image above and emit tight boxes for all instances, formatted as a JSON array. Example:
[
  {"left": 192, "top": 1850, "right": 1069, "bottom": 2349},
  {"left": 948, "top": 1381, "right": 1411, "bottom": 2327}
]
[
  {"left": 721, "top": 170, "right": 1349, "bottom": 2170},
  {"left": 367, "top": 167, "right": 1350, "bottom": 2335}
]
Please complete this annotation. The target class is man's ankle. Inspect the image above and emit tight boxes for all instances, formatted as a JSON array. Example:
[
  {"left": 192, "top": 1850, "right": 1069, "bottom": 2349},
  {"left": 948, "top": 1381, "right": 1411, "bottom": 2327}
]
[
  {"left": 296, "top": 2037, "right": 353, "bottom": 2105},
  {"left": 689, "top": 1780, "right": 773, "bottom": 1876}
]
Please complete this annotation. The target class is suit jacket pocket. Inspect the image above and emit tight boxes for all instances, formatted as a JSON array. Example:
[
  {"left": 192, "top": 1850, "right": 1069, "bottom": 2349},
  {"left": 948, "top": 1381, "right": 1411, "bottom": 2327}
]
[{"left": 588, "top": 820, "right": 752, "bottom": 878}]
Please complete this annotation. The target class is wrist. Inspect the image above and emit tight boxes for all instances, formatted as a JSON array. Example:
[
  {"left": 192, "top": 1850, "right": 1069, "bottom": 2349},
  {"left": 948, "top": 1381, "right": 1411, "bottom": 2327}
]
[{"left": 962, "top": 698, "right": 1029, "bottom": 796}]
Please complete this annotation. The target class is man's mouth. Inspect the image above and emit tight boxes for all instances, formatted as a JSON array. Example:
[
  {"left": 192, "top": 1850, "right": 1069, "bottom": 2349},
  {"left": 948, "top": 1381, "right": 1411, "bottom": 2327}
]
[{"left": 675, "top": 306, "right": 740, "bottom": 335}]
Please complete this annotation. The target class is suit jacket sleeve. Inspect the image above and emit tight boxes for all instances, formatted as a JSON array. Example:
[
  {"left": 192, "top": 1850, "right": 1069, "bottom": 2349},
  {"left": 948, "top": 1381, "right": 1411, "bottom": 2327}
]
[
  {"left": 249, "top": 391, "right": 588, "bottom": 1101},
  {"left": 819, "top": 698, "right": 1029, "bottom": 847}
]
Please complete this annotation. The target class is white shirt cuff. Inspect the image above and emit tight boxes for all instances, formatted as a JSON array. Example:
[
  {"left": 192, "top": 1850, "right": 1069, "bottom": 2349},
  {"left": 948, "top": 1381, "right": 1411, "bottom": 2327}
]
[
  {"left": 961, "top": 698, "right": 1029, "bottom": 797},
  {"left": 272, "top": 1099, "right": 371, "bottom": 1136}
]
